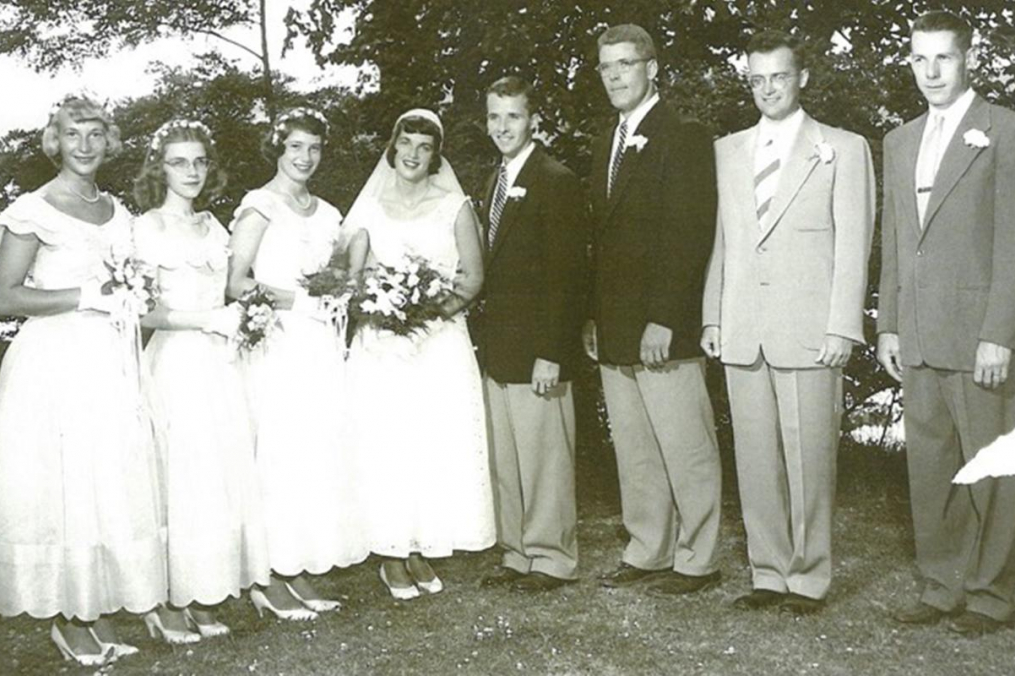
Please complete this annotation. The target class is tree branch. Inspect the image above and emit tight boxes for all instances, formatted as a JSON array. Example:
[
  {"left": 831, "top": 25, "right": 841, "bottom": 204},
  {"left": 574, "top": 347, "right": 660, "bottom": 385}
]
[{"left": 193, "top": 28, "right": 263, "bottom": 63}]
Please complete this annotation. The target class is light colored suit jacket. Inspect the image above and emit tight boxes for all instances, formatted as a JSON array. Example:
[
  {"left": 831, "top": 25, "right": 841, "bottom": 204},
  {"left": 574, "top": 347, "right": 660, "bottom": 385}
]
[
  {"left": 702, "top": 113, "right": 875, "bottom": 369},
  {"left": 877, "top": 95, "right": 1015, "bottom": 371}
]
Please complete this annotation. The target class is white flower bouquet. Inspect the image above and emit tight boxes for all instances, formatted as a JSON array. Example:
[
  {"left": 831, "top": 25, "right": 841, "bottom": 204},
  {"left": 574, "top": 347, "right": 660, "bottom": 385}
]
[{"left": 353, "top": 255, "right": 455, "bottom": 338}]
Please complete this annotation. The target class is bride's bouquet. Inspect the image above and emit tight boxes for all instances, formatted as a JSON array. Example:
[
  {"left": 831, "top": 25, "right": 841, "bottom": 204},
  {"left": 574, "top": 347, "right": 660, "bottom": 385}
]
[
  {"left": 353, "top": 255, "right": 455, "bottom": 338},
  {"left": 234, "top": 286, "right": 280, "bottom": 353}
]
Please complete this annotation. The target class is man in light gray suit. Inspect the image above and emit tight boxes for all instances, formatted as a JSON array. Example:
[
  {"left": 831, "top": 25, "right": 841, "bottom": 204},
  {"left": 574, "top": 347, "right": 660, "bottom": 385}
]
[
  {"left": 878, "top": 10, "right": 1015, "bottom": 636},
  {"left": 702, "top": 30, "right": 875, "bottom": 615}
]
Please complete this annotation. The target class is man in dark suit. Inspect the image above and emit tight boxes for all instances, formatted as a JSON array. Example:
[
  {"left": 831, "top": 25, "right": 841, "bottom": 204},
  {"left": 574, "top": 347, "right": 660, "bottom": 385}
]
[
  {"left": 473, "top": 76, "right": 587, "bottom": 592},
  {"left": 877, "top": 10, "right": 1015, "bottom": 636},
  {"left": 583, "top": 24, "right": 722, "bottom": 595}
]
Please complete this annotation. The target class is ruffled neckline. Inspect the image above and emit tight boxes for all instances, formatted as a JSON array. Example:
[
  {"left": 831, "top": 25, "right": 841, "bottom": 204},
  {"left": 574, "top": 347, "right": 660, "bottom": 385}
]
[{"left": 134, "top": 211, "right": 230, "bottom": 271}]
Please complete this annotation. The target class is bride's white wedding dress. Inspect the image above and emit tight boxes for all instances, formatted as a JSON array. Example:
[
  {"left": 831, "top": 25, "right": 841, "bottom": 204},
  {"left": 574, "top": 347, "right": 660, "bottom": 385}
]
[{"left": 346, "top": 190, "right": 495, "bottom": 558}]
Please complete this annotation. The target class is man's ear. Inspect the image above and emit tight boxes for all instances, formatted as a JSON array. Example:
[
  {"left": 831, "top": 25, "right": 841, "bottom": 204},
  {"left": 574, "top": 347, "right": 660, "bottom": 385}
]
[
  {"left": 798, "top": 68, "right": 810, "bottom": 89},
  {"left": 965, "top": 46, "right": 979, "bottom": 71}
]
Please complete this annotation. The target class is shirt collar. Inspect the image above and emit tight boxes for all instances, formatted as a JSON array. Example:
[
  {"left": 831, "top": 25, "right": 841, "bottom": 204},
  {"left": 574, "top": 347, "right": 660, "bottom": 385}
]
[
  {"left": 617, "top": 92, "right": 660, "bottom": 136},
  {"left": 756, "top": 107, "right": 806, "bottom": 149},
  {"left": 928, "top": 87, "right": 976, "bottom": 129},
  {"left": 501, "top": 141, "right": 536, "bottom": 187}
]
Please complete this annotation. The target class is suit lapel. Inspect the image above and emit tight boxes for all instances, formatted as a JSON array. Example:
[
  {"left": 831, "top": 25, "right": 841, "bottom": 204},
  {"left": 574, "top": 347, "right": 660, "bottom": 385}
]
[
  {"left": 489, "top": 146, "right": 542, "bottom": 263},
  {"left": 899, "top": 116, "right": 925, "bottom": 235},
  {"left": 730, "top": 127, "right": 758, "bottom": 227},
  {"left": 921, "top": 96, "right": 991, "bottom": 238},
  {"left": 759, "top": 115, "right": 822, "bottom": 243},
  {"left": 591, "top": 129, "right": 612, "bottom": 227},
  {"left": 480, "top": 166, "right": 498, "bottom": 246},
  {"left": 605, "top": 102, "right": 665, "bottom": 223}
]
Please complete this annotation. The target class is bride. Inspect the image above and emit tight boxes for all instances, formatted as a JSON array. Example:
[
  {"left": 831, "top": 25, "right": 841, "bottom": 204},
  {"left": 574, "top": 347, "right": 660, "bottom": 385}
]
[{"left": 344, "top": 108, "right": 495, "bottom": 599}]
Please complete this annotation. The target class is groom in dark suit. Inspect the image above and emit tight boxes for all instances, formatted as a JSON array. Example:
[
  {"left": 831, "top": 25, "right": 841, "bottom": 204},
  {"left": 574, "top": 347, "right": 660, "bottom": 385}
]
[
  {"left": 584, "top": 24, "right": 722, "bottom": 595},
  {"left": 473, "top": 76, "right": 587, "bottom": 592},
  {"left": 878, "top": 10, "right": 1015, "bottom": 636}
]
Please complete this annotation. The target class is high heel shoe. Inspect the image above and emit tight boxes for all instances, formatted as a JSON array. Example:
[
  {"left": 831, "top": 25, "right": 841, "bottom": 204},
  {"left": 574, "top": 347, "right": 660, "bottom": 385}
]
[
  {"left": 379, "top": 564, "right": 420, "bottom": 600},
  {"left": 89, "top": 628, "right": 139, "bottom": 658},
  {"left": 183, "top": 608, "right": 231, "bottom": 638},
  {"left": 249, "top": 588, "right": 319, "bottom": 622},
  {"left": 50, "top": 623, "right": 114, "bottom": 667},
  {"left": 407, "top": 559, "right": 444, "bottom": 594},
  {"left": 285, "top": 581, "right": 342, "bottom": 613},
  {"left": 143, "top": 610, "right": 202, "bottom": 645}
]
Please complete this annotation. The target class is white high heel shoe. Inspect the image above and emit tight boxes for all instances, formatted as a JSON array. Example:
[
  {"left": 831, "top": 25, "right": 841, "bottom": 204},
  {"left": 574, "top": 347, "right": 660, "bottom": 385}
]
[
  {"left": 183, "top": 608, "right": 231, "bottom": 638},
  {"left": 143, "top": 611, "right": 202, "bottom": 645},
  {"left": 379, "top": 564, "right": 420, "bottom": 601},
  {"left": 407, "top": 559, "right": 444, "bottom": 594},
  {"left": 285, "top": 581, "right": 342, "bottom": 613},
  {"left": 50, "top": 624, "right": 114, "bottom": 667},
  {"left": 249, "top": 588, "right": 319, "bottom": 622},
  {"left": 89, "top": 628, "right": 139, "bottom": 658}
]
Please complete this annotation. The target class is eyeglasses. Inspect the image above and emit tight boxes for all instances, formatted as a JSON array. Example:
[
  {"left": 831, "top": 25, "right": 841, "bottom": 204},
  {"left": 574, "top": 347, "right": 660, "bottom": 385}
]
[
  {"left": 163, "top": 157, "right": 211, "bottom": 173},
  {"left": 748, "top": 72, "right": 797, "bottom": 90},
  {"left": 596, "top": 58, "right": 650, "bottom": 76}
]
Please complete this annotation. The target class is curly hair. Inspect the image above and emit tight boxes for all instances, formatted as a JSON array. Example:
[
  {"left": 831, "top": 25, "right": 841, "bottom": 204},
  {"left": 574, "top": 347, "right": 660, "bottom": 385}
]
[
  {"left": 747, "top": 30, "right": 807, "bottom": 71},
  {"left": 384, "top": 115, "right": 444, "bottom": 175},
  {"left": 260, "top": 107, "right": 330, "bottom": 163},
  {"left": 133, "top": 121, "right": 226, "bottom": 211},
  {"left": 41, "top": 94, "right": 122, "bottom": 167},
  {"left": 597, "top": 24, "right": 657, "bottom": 61}
]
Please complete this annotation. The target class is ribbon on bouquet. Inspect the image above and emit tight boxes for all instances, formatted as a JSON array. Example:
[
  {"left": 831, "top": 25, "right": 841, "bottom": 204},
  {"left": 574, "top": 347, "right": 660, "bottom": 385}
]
[{"left": 320, "top": 292, "right": 352, "bottom": 359}]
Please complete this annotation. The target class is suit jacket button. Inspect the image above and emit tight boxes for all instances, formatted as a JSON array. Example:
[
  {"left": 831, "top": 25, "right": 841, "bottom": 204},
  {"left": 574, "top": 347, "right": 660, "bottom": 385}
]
[{"left": 917, "top": 250, "right": 924, "bottom": 256}]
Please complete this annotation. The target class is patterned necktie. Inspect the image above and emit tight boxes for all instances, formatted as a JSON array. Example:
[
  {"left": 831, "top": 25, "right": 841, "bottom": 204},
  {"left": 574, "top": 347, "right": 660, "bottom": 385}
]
[
  {"left": 916, "top": 113, "right": 945, "bottom": 226},
  {"left": 488, "top": 164, "right": 508, "bottom": 248},
  {"left": 608, "top": 120, "right": 628, "bottom": 198},
  {"left": 754, "top": 138, "right": 780, "bottom": 230}
]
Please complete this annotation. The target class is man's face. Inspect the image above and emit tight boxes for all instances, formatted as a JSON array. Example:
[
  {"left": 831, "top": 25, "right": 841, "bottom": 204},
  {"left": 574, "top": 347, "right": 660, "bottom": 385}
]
[
  {"left": 598, "top": 41, "right": 657, "bottom": 114},
  {"left": 747, "top": 46, "right": 808, "bottom": 122},
  {"left": 910, "top": 30, "right": 972, "bottom": 110},
  {"left": 486, "top": 93, "right": 536, "bottom": 160}
]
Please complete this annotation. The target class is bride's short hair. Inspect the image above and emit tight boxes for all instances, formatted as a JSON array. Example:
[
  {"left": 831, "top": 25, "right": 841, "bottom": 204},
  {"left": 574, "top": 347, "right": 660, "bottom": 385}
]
[
  {"left": 41, "top": 94, "right": 122, "bottom": 167},
  {"left": 385, "top": 115, "right": 443, "bottom": 175}
]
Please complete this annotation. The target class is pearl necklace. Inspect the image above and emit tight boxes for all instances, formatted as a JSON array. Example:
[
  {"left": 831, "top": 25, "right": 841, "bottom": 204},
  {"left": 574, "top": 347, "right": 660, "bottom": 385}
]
[
  {"left": 289, "top": 191, "right": 313, "bottom": 210},
  {"left": 60, "top": 175, "right": 100, "bottom": 204}
]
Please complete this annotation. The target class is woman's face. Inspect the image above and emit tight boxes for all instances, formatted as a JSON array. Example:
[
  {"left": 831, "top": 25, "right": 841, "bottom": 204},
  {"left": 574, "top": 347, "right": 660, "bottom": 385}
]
[
  {"left": 162, "top": 140, "right": 210, "bottom": 204},
  {"left": 58, "top": 111, "right": 108, "bottom": 177},
  {"left": 393, "top": 131, "right": 436, "bottom": 183},
  {"left": 277, "top": 128, "right": 322, "bottom": 184}
]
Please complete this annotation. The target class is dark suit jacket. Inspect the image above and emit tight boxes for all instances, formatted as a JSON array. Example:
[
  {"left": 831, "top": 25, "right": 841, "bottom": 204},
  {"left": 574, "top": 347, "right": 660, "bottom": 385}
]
[
  {"left": 472, "top": 144, "right": 588, "bottom": 384},
  {"left": 590, "top": 100, "right": 717, "bottom": 366},
  {"left": 877, "top": 95, "right": 1015, "bottom": 370}
]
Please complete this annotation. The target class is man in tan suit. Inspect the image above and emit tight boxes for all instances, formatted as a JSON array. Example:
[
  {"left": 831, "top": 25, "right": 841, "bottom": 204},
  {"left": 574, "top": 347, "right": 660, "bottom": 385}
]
[
  {"left": 702, "top": 30, "right": 875, "bottom": 614},
  {"left": 878, "top": 10, "right": 1015, "bottom": 636}
]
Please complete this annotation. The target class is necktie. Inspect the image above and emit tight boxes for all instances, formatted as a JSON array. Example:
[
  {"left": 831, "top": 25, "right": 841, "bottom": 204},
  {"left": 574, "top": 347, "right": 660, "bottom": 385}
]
[
  {"left": 916, "top": 114, "right": 945, "bottom": 226},
  {"left": 488, "top": 164, "right": 508, "bottom": 248},
  {"left": 754, "top": 138, "right": 780, "bottom": 230},
  {"left": 608, "top": 120, "right": 628, "bottom": 198}
]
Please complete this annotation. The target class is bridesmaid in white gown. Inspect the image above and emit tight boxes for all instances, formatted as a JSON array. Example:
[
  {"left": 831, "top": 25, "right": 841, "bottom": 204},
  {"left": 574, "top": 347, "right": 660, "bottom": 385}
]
[
  {"left": 228, "top": 107, "right": 368, "bottom": 621},
  {"left": 134, "top": 119, "right": 269, "bottom": 642},
  {"left": 345, "top": 109, "right": 495, "bottom": 599},
  {"left": 0, "top": 94, "right": 166, "bottom": 666}
]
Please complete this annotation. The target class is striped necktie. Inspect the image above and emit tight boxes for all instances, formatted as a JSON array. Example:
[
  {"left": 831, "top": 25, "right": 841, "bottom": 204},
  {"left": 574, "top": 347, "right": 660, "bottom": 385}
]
[
  {"left": 754, "top": 137, "right": 780, "bottom": 230},
  {"left": 916, "top": 113, "right": 945, "bottom": 227},
  {"left": 608, "top": 120, "right": 628, "bottom": 198},
  {"left": 488, "top": 164, "right": 508, "bottom": 248}
]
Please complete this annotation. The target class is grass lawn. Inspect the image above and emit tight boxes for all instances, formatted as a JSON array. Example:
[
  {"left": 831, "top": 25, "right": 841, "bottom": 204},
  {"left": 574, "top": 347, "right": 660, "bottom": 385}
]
[{"left": 2, "top": 443, "right": 1013, "bottom": 675}]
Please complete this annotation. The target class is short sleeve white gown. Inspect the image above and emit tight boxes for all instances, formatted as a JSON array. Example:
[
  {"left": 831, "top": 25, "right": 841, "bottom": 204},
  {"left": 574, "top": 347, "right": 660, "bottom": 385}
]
[
  {"left": 136, "top": 211, "right": 270, "bottom": 606},
  {"left": 231, "top": 189, "right": 368, "bottom": 575},
  {"left": 346, "top": 191, "right": 495, "bottom": 558},
  {"left": 0, "top": 191, "right": 167, "bottom": 621}
]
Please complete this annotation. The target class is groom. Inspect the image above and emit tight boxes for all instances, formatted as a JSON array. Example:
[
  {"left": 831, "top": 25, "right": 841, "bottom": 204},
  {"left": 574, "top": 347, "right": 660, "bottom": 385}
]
[
  {"left": 585, "top": 24, "right": 722, "bottom": 595},
  {"left": 474, "top": 76, "right": 587, "bottom": 592}
]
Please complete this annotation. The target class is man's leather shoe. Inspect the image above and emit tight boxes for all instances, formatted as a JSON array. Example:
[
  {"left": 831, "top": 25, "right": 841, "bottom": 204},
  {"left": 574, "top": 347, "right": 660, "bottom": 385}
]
[
  {"left": 779, "top": 593, "right": 825, "bottom": 615},
  {"left": 480, "top": 567, "right": 524, "bottom": 588},
  {"left": 647, "top": 570, "right": 722, "bottom": 596},
  {"left": 948, "top": 610, "right": 1005, "bottom": 637},
  {"left": 732, "top": 589, "right": 786, "bottom": 610},
  {"left": 892, "top": 600, "right": 947, "bottom": 625},
  {"left": 598, "top": 564, "right": 667, "bottom": 588},
  {"left": 513, "top": 572, "right": 573, "bottom": 593}
]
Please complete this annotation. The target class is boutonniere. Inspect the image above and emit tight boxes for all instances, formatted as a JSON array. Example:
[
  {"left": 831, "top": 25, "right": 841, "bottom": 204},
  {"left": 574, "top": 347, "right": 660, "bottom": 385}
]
[
  {"left": 506, "top": 186, "right": 527, "bottom": 201},
  {"left": 963, "top": 128, "right": 990, "bottom": 149},
  {"left": 626, "top": 134, "right": 649, "bottom": 152},
  {"left": 813, "top": 141, "right": 835, "bottom": 164}
]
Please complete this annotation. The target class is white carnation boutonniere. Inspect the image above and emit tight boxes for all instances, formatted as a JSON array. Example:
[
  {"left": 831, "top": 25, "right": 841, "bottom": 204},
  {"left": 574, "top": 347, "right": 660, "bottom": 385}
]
[
  {"left": 813, "top": 141, "right": 836, "bottom": 164},
  {"left": 626, "top": 134, "right": 649, "bottom": 152},
  {"left": 963, "top": 128, "right": 990, "bottom": 149},
  {"left": 506, "top": 186, "right": 527, "bottom": 201}
]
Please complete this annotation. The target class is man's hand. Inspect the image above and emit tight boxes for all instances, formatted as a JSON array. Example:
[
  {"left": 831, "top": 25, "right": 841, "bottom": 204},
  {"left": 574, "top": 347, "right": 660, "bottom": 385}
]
[
  {"left": 640, "top": 322, "right": 672, "bottom": 370},
  {"left": 700, "top": 325, "right": 721, "bottom": 359},
  {"left": 531, "top": 358, "right": 561, "bottom": 396},
  {"left": 974, "top": 340, "right": 1012, "bottom": 389},
  {"left": 816, "top": 334, "right": 854, "bottom": 368},
  {"left": 877, "top": 332, "right": 904, "bottom": 383},
  {"left": 582, "top": 320, "right": 598, "bottom": 361}
]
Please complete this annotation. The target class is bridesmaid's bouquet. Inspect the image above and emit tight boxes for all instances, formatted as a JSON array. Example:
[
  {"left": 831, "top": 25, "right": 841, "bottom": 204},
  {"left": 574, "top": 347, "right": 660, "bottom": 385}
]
[
  {"left": 300, "top": 250, "right": 356, "bottom": 337},
  {"left": 353, "top": 255, "right": 454, "bottom": 338},
  {"left": 105, "top": 252, "right": 159, "bottom": 326},
  {"left": 234, "top": 286, "right": 280, "bottom": 352},
  {"left": 0, "top": 317, "right": 24, "bottom": 342}
]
